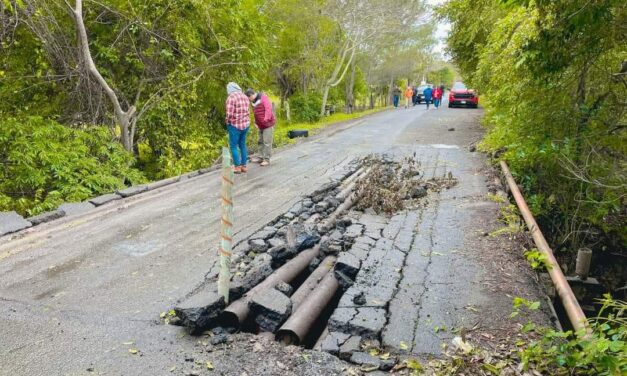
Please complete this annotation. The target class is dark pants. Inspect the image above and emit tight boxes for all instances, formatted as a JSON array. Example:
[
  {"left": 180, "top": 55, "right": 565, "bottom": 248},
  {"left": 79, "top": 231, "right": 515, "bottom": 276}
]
[{"left": 393, "top": 95, "right": 399, "bottom": 108}]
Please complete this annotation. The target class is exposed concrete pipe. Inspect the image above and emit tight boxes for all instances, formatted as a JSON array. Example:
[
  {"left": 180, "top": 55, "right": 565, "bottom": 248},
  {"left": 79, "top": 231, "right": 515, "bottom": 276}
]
[
  {"left": 321, "top": 191, "right": 359, "bottom": 233},
  {"left": 221, "top": 244, "right": 321, "bottom": 328},
  {"left": 336, "top": 168, "right": 368, "bottom": 201},
  {"left": 290, "top": 256, "right": 336, "bottom": 312},
  {"left": 500, "top": 161, "right": 588, "bottom": 332},
  {"left": 276, "top": 271, "right": 340, "bottom": 346},
  {"left": 339, "top": 167, "right": 365, "bottom": 191},
  {"left": 321, "top": 169, "right": 369, "bottom": 233}
]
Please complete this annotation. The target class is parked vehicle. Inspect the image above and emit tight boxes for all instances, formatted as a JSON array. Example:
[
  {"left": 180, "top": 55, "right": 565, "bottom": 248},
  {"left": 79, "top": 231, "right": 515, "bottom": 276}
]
[
  {"left": 448, "top": 82, "right": 479, "bottom": 108},
  {"left": 416, "top": 84, "right": 434, "bottom": 104}
]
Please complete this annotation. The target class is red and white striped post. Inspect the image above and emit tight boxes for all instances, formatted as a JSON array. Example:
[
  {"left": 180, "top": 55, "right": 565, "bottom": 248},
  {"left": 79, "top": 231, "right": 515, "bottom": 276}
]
[{"left": 218, "top": 147, "right": 234, "bottom": 303}]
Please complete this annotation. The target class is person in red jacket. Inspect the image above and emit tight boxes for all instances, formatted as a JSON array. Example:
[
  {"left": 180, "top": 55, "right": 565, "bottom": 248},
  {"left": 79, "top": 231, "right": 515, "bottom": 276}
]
[
  {"left": 245, "top": 89, "right": 276, "bottom": 166},
  {"left": 433, "top": 85, "right": 443, "bottom": 109}
]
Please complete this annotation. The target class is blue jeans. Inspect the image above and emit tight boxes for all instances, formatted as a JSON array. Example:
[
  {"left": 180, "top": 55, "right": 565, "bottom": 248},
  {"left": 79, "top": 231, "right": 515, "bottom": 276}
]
[
  {"left": 434, "top": 98, "right": 441, "bottom": 108},
  {"left": 228, "top": 125, "right": 249, "bottom": 166},
  {"left": 393, "top": 95, "right": 399, "bottom": 107}
]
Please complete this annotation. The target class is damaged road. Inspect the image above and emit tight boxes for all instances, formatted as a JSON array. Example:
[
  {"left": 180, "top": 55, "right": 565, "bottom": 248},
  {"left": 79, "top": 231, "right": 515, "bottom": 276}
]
[{"left": 0, "top": 107, "right": 551, "bottom": 375}]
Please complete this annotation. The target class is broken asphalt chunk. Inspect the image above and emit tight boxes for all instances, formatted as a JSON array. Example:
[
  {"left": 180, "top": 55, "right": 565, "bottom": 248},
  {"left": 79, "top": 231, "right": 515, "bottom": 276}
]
[
  {"left": 335, "top": 252, "right": 360, "bottom": 281},
  {"left": 350, "top": 352, "right": 381, "bottom": 369},
  {"left": 249, "top": 288, "right": 292, "bottom": 333},
  {"left": 174, "top": 291, "right": 225, "bottom": 335},
  {"left": 339, "top": 335, "right": 362, "bottom": 360},
  {"left": 248, "top": 238, "right": 268, "bottom": 253}
]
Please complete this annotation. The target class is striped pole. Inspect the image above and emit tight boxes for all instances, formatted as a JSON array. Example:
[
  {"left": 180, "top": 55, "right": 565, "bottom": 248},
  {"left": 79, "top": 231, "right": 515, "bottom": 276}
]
[{"left": 218, "top": 147, "right": 234, "bottom": 303}]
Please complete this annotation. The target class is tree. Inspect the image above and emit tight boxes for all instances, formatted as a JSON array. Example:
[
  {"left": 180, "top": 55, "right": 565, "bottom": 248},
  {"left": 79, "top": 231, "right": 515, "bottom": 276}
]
[
  {"left": 440, "top": 0, "right": 627, "bottom": 250},
  {"left": 68, "top": 0, "right": 137, "bottom": 151},
  {"left": 318, "top": 0, "right": 427, "bottom": 116}
]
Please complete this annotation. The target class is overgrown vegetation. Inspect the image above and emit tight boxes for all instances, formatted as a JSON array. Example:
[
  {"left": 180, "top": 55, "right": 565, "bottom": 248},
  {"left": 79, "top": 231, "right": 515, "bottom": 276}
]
[
  {"left": 520, "top": 296, "right": 626, "bottom": 375},
  {"left": 439, "top": 0, "right": 626, "bottom": 285},
  {"left": 0, "top": 117, "right": 145, "bottom": 216},
  {"left": 0, "top": 0, "right": 450, "bottom": 215}
]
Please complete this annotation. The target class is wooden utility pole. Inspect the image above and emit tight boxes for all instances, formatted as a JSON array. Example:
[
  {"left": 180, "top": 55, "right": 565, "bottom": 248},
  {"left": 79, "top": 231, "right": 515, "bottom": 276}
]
[{"left": 218, "top": 147, "right": 234, "bottom": 303}]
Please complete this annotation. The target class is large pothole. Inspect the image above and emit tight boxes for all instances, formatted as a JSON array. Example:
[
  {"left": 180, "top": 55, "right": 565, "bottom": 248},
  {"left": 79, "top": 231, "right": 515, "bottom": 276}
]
[{"left": 167, "top": 155, "right": 457, "bottom": 371}]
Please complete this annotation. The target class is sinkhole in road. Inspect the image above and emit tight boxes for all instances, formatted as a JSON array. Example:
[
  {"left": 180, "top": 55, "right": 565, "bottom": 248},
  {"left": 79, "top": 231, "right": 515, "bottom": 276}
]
[{"left": 171, "top": 154, "right": 458, "bottom": 368}]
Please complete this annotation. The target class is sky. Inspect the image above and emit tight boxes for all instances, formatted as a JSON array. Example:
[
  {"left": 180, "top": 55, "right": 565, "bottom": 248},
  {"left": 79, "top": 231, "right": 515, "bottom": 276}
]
[{"left": 426, "top": 0, "right": 451, "bottom": 58}]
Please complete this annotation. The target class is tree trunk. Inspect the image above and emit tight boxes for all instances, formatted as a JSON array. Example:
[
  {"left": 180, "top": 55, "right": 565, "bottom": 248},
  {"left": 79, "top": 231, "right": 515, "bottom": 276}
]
[
  {"left": 320, "top": 39, "right": 355, "bottom": 116},
  {"left": 284, "top": 99, "right": 291, "bottom": 122},
  {"left": 344, "top": 58, "right": 356, "bottom": 114},
  {"left": 70, "top": 0, "right": 136, "bottom": 152}
]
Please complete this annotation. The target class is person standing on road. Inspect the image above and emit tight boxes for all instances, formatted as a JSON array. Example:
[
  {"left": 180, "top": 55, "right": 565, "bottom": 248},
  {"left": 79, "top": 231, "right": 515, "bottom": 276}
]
[
  {"left": 422, "top": 85, "right": 433, "bottom": 110},
  {"left": 412, "top": 86, "right": 418, "bottom": 106},
  {"left": 245, "top": 89, "right": 276, "bottom": 166},
  {"left": 433, "top": 85, "right": 443, "bottom": 109},
  {"left": 392, "top": 86, "right": 401, "bottom": 108},
  {"left": 404, "top": 86, "right": 413, "bottom": 109},
  {"left": 225, "top": 82, "right": 250, "bottom": 174}
]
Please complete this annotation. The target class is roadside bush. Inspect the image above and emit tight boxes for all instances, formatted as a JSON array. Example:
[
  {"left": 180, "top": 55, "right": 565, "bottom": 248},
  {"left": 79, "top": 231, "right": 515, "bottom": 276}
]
[
  {"left": 0, "top": 117, "right": 145, "bottom": 216},
  {"left": 440, "top": 0, "right": 627, "bottom": 262},
  {"left": 289, "top": 94, "right": 322, "bottom": 122},
  {"left": 520, "top": 296, "right": 627, "bottom": 375}
]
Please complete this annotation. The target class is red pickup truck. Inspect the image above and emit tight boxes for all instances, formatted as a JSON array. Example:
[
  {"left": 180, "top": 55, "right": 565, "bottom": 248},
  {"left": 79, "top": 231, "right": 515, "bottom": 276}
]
[{"left": 448, "top": 82, "right": 479, "bottom": 108}]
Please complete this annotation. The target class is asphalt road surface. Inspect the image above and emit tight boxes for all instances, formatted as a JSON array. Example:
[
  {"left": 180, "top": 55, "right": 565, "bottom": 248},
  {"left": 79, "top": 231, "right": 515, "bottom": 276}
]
[{"left": 0, "top": 103, "right": 549, "bottom": 375}]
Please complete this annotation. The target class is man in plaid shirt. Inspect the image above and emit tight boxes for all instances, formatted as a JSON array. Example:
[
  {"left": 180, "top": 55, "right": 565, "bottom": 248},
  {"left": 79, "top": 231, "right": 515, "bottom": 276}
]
[{"left": 225, "top": 82, "right": 251, "bottom": 173}]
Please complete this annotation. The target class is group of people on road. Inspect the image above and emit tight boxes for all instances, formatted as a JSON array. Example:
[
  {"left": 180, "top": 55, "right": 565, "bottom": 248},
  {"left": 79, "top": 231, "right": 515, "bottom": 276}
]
[
  {"left": 225, "top": 82, "right": 275, "bottom": 174},
  {"left": 392, "top": 84, "right": 444, "bottom": 110},
  {"left": 226, "top": 80, "right": 447, "bottom": 174}
]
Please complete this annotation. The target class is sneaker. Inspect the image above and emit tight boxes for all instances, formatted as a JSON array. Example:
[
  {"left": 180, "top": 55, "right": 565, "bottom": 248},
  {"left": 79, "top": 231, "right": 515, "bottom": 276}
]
[
  {"left": 250, "top": 156, "right": 262, "bottom": 163},
  {"left": 233, "top": 166, "right": 242, "bottom": 174},
  {"left": 240, "top": 165, "right": 248, "bottom": 173},
  {"left": 260, "top": 160, "right": 269, "bottom": 167}
]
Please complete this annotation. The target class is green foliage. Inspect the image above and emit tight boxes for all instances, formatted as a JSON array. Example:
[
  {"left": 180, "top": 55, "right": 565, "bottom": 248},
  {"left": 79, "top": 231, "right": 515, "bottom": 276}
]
[
  {"left": 524, "top": 248, "right": 552, "bottom": 271},
  {"left": 490, "top": 204, "right": 522, "bottom": 237},
  {"left": 0, "top": 117, "right": 144, "bottom": 216},
  {"left": 426, "top": 65, "right": 457, "bottom": 88},
  {"left": 289, "top": 94, "right": 323, "bottom": 123},
  {"left": 509, "top": 296, "right": 540, "bottom": 319},
  {"left": 441, "top": 0, "right": 627, "bottom": 251},
  {"left": 0, "top": 0, "right": 430, "bottom": 213},
  {"left": 520, "top": 295, "right": 627, "bottom": 375},
  {"left": 1, "top": 0, "right": 273, "bottom": 178}
]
